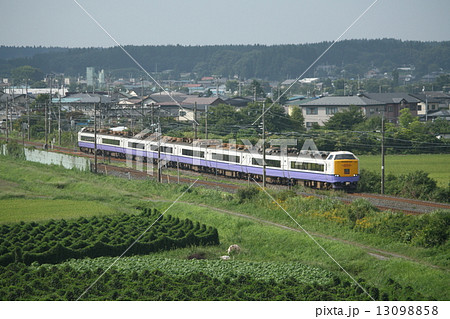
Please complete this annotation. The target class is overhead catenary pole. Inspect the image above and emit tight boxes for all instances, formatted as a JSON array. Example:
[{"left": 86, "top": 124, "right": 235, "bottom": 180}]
[
  {"left": 48, "top": 76, "right": 52, "bottom": 135},
  {"left": 26, "top": 79, "right": 30, "bottom": 141},
  {"left": 193, "top": 101, "right": 197, "bottom": 139},
  {"left": 157, "top": 106, "right": 162, "bottom": 183},
  {"left": 58, "top": 82, "right": 63, "bottom": 146},
  {"left": 205, "top": 104, "right": 208, "bottom": 139},
  {"left": 44, "top": 102, "right": 48, "bottom": 149},
  {"left": 381, "top": 110, "right": 385, "bottom": 195},
  {"left": 94, "top": 102, "right": 98, "bottom": 173},
  {"left": 151, "top": 103, "right": 154, "bottom": 133},
  {"left": 10, "top": 82, "right": 14, "bottom": 132},
  {"left": 5, "top": 96, "right": 9, "bottom": 142},
  {"left": 262, "top": 101, "right": 266, "bottom": 188}
]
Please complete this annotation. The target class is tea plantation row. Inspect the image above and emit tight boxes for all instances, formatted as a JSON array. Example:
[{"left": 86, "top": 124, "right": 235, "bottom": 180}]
[{"left": 0, "top": 209, "right": 219, "bottom": 266}]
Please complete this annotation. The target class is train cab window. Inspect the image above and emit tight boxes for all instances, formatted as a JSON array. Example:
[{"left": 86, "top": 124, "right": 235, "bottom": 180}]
[
  {"left": 182, "top": 149, "right": 205, "bottom": 158},
  {"left": 252, "top": 158, "right": 281, "bottom": 168},
  {"left": 327, "top": 155, "right": 334, "bottom": 160},
  {"left": 334, "top": 154, "right": 356, "bottom": 160},
  {"left": 102, "top": 138, "right": 120, "bottom": 146},
  {"left": 128, "top": 142, "right": 145, "bottom": 149},
  {"left": 80, "top": 135, "right": 95, "bottom": 142}
]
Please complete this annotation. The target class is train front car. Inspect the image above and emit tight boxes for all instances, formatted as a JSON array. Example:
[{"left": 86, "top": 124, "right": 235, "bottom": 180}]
[{"left": 327, "top": 151, "right": 359, "bottom": 190}]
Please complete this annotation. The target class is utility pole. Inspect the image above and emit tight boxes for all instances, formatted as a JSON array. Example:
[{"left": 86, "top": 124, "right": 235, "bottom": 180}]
[
  {"left": 381, "top": 110, "right": 385, "bottom": 195},
  {"left": 26, "top": 79, "right": 30, "bottom": 141},
  {"left": 5, "top": 96, "right": 9, "bottom": 142},
  {"left": 58, "top": 81, "right": 63, "bottom": 146},
  {"left": 157, "top": 107, "right": 162, "bottom": 183},
  {"left": 44, "top": 102, "right": 48, "bottom": 149},
  {"left": 10, "top": 82, "right": 14, "bottom": 132},
  {"left": 262, "top": 102, "right": 266, "bottom": 188},
  {"left": 151, "top": 103, "right": 154, "bottom": 133},
  {"left": 205, "top": 104, "right": 208, "bottom": 139},
  {"left": 48, "top": 76, "right": 52, "bottom": 135},
  {"left": 94, "top": 103, "right": 98, "bottom": 174},
  {"left": 141, "top": 78, "right": 144, "bottom": 129},
  {"left": 193, "top": 101, "right": 197, "bottom": 139}
]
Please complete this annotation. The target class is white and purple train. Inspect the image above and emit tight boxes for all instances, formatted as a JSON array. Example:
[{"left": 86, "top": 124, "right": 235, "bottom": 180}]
[{"left": 78, "top": 128, "right": 359, "bottom": 189}]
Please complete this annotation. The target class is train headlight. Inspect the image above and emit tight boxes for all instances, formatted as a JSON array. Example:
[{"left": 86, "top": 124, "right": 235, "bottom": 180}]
[
  {"left": 334, "top": 174, "right": 340, "bottom": 177},
  {"left": 353, "top": 174, "right": 359, "bottom": 177}
]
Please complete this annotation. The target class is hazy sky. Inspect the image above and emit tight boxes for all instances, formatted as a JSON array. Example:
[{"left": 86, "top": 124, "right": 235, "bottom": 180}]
[{"left": 1, "top": 0, "right": 449, "bottom": 47}]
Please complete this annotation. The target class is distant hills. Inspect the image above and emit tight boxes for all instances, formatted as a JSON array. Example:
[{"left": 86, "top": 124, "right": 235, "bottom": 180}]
[{"left": 1, "top": 39, "right": 449, "bottom": 80}]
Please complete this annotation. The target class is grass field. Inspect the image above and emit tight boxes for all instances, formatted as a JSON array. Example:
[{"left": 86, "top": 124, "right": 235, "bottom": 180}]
[
  {"left": 0, "top": 199, "right": 118, "bottom": 224},
  {"left": 358, "top": 154, "right": 450, "bottom": 187},
  {"left": 0, "top": 155, "right": 449, "bottom": 300}
]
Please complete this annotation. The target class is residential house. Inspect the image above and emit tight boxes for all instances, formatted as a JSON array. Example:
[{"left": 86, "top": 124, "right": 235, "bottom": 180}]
[
  {"left": 298, "top": 96, "right": 385, "bottom": 128},
  {"left": 411, "top": 91, "right": 450, "bottom": 120},
  {"left": 361, "top": 93, "right": 419, "bottom": 124},
  {"left": 223, "top": 96, "right": 253, "bottom": 108}
]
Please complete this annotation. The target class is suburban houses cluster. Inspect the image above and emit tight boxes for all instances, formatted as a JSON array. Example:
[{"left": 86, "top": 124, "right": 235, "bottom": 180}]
[{"left": 1, "top": 65, "right": 450, "bottom": 133}]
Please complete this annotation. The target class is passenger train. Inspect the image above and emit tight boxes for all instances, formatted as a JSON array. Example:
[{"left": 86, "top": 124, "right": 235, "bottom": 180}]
[{"left": 78, "top": 128, "right": 359, "bottom": 190}]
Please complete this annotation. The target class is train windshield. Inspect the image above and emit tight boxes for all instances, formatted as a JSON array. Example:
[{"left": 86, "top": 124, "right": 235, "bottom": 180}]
[{"left": 334, "top": 154, "right": 356, "bottom": 160}]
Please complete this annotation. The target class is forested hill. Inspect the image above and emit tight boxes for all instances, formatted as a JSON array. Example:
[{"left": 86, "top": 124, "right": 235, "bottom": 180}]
[
  {"left": 0, "top": 39, "right": 449, "bottom": 80},
  {"left": 0, "top": 46, "right": 69, "bottom": 60}
]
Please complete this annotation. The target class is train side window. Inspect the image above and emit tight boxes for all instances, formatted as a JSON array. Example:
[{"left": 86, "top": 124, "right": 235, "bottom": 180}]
[
  {"left": 182, "top": 149, "right": 205, "bottom": 158},
  {"left": 291, "top": 161, "right": 324, "bottom": 172},
  {"left": 252, "top": 158, "right": 281, "bottom": 168},
  {"left": 212, "top": 153, "right": 240, "bottom": 163},
  {"left": 128, "top": 142, "right": 145, "bottom": 149},
  {"left": 80, "top": 135, "right": 95, "bottom": 142},
  {"left": 102, "top": 138, "right": 120, "bottom": 146}
]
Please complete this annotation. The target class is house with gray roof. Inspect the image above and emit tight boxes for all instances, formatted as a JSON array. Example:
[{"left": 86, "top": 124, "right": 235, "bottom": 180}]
[
  {"left": 361, "top": 93, "right": 419, "bottom": 123},
  {"left": 299, "top": 96, "right": 385, "bottom": 128}
]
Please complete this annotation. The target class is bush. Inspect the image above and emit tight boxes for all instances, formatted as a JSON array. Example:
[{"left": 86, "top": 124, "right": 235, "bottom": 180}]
[
  {"left": 236, "top": 186, "right": 259, "bottom": 203},
  {"left": 396, "top": 171, "right": 437, "bottom": 201},
  {"left": 6, "top": 141, "right": 25, "bottom": 160},
  {"left": 356, "top": 169, "right": 380, "bottom": 193}
]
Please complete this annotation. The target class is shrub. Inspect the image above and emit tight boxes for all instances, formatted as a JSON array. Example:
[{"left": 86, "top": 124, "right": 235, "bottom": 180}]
[
  {"left": 236, "top": 186, "right": 259, "bottom": 203},
  {"left": 6, "top": 141, "right": 25, "bottom": 160}
]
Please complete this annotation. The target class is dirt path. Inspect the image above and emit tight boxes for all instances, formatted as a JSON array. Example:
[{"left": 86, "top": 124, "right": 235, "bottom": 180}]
[{"left": 144, "top": 198, "right": 446, "bottom": 270}]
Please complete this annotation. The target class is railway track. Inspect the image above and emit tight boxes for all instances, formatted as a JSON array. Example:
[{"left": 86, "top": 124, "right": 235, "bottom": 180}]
[{"left": 3, "top": 138, "right": 449, "bottom": 214}]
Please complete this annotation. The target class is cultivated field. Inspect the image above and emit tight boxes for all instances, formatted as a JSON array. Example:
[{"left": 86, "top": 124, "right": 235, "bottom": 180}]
[
  {"left": 358, "top": 154, "right": 450, "bottom": 187},
  {"left": 0, "top": 156, "right": 448, "bottom": 300}
]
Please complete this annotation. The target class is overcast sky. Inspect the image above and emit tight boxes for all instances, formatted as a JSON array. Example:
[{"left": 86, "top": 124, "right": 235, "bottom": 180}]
[{"left": 1, "top": 0, "right": 449, "bottom": 47}]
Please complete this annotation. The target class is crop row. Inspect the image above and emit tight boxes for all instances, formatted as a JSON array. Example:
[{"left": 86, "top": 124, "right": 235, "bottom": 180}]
[
  {"left": 0, "top": 262, "right": 430, "bottom": 301},
  {"left": 0, "top": 209, "right": 219, "bottom": 266},
  {"left": 50, "top": 256, "right": 333, "bottom": 285}
]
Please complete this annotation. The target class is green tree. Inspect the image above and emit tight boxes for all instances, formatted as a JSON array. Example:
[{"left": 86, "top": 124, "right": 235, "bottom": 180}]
[
  {"left": 324, "top": 105, "right": 365, "bottom": 130},
  {"left": 398, "top": 108, "right": 418, "bottom": 129},
  {"left": 203, "top": 104, "right": 243, "bottom": 135},
  {"left": 10, "top": 65, "right": 44, "bottom": 84},
  {"left": 243, "top": 80, "right": 265, "bottom": 99},
  {"left": 225, "top": 80, "right": 239, "bottom": 94},
  {"left": 289, "top": 106, "right": 305, "bottom": 131}
]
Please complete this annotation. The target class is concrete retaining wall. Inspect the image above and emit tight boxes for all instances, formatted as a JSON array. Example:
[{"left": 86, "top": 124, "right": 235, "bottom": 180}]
[{"left": 1, "top": 145, "right": 90, "bottom": 171}]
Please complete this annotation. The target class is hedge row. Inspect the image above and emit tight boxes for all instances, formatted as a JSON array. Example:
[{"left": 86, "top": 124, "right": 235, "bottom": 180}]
[{"left": 0, "top": 209, "right": 219, "bottom": 266}]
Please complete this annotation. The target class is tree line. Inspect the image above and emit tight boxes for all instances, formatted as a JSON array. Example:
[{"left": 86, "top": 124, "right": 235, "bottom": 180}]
[{"left": 1, "top": 39, "right": 449, "bottom": 81}]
